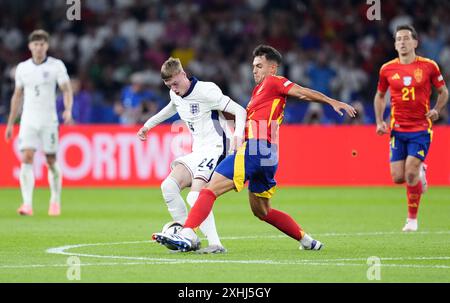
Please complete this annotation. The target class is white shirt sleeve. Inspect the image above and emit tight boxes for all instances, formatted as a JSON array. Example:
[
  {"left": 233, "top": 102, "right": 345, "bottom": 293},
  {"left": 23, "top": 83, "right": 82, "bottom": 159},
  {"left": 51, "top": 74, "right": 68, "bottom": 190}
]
[
  {"left": 221, "top": 99, "right": 247, "bottom": 138},
  {"left": 14, "top": 64, "right": 24, "bottom": 88},
  {"left": 204, "top": 83, "right": 231, "bottom": 111},
  {"left": 143, "top": 100, "right": 177, "bottom": 129},
  {"left": 56, "top": 60, "right": 70, "bottom": 86}
]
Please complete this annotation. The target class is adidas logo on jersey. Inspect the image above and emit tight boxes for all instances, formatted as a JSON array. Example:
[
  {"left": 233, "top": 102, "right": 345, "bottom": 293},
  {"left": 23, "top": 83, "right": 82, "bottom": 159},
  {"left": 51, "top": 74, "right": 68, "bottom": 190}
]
[{"left": 391, "top": 73, "right": 400, "bottom": 80}]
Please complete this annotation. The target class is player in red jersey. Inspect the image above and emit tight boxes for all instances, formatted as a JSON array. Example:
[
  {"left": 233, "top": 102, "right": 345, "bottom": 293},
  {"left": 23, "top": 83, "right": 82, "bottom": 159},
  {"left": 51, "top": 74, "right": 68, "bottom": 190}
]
[
  {"left": 153, "top": 45, "right": 356, "bottom": 252},
  {"left": 374, "top": 25, "right": 448, "bottom": 232}
]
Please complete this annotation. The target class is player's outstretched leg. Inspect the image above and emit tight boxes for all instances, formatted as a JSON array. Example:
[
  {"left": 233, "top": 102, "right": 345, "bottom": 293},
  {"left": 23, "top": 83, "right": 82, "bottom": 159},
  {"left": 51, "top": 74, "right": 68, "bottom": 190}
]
[
  {"left": 262, "top": 208, "right": 323, "bottom": 250},
  {"left": 186, "top": 191, "right": 226, "bottom": 254},
  {"left": 249, "top": 193, "right": 323, "bottom": 250}
]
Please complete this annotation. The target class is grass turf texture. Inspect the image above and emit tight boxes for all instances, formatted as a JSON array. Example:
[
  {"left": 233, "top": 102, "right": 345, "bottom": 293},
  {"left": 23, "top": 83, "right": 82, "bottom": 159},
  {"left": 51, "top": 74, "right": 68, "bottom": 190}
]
[{"left": 0, "top": 187, "right": 449, "bottom": 282}]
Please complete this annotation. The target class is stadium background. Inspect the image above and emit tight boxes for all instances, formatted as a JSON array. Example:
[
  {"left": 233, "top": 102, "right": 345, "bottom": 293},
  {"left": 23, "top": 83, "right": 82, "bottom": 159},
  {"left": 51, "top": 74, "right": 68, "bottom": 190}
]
[
  {"left": 0, "top": 0, "right": 449, "bottom": 186},
  {"left": 0, "top": 0, "right": 450, "bottom": 285}
]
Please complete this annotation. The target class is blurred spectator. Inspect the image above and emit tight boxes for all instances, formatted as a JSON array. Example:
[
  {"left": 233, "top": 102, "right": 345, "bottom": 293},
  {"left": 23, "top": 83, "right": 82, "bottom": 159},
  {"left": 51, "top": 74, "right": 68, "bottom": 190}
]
[
  {"left": 343, "top": 101, "right": 368, "bottom": 125},
  {"left": 420, "top": 26, "right": 446, "bottom": 62},
  {"left": 171, "top": 37, "right": 196, "bottom": 67},
  {"left": 334, "top": 58, "right": 368, "bottom": 102},
  {"left": 57, "top": 78, "right": 93, "bottom": 124},
  {"left": 303, "top": 103, "right": 327, "bottom": 125},
  {"left": 307, "top": 51, "right": 336, "bottom": 97},
  {"left": 0, "top": 0, "right": 449, "bottom": 124},
  {"left": 389, "top": 9, "right": 413, "bottom": 35},
  {"left": 114, "top": 73, "right": 160, "bottom": 125},
  {"left": 139, "top": 7, "right": 164, "bottom": 46}
]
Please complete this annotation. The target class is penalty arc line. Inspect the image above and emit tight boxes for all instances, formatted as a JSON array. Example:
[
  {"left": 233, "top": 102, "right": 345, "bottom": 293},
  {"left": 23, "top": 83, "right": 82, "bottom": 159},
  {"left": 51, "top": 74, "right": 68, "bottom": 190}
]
[{"left": 41, "top": 230, "right": 450, "bottom": 269}]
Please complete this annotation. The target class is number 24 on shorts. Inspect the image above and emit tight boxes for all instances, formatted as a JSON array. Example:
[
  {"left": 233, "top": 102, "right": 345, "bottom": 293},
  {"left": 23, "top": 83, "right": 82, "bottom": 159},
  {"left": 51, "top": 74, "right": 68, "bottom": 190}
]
[{"left": 198, "top": 158, "right": 214, "bottom": 170}]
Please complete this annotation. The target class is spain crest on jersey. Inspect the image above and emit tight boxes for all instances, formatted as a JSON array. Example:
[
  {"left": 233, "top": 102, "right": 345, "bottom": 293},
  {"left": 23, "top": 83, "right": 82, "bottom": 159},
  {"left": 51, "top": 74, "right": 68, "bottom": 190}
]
[
  {"left": 189, "top": 103, "right": 200, "bottom": 115},
  {"left": 414, "top": 68, "right": 423, "bottom": 83},
  {"left": 403, "top": 76, "right": 412, "bottom": 86}
]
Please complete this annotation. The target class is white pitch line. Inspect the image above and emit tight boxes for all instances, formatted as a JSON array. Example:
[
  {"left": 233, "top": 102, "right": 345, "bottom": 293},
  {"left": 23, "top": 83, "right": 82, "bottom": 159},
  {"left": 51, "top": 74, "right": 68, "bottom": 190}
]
[
  {"left": 46, "top": 243, "right": 450, "bottom": 263},
  {"left": 1, "top": 231, "right": 449, "bottom": 271},
  {"left": 315, "top": 230, "right": 450, "bottom": 237},
  {"left": 212, "top": 230, "right": 450, "bottom": 240},
  {"left": 1, "top": 261, "right": 450, "bottom": 270},
  {"left": 41, "top": 231, "right": 450, "bottom": 270}
]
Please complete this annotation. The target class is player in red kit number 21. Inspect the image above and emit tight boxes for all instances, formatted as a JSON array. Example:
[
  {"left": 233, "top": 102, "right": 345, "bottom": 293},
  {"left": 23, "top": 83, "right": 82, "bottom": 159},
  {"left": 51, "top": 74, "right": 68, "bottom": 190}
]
[
  {"left": 153, "top": 45, "right": 357, "bottom": 252},
  {"left": 374, "top": 25, "right": 448, "bottom": 232}
]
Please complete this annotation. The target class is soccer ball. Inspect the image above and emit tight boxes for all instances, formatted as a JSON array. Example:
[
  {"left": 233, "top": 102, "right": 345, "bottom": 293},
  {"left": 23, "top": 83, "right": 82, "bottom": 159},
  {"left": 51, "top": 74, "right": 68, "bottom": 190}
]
[
  {"left": 160, "top": 221, "right": 183, "bottom": 250},
  {"left": 162, "top": 221, "right": 183, "bottom": 235}
]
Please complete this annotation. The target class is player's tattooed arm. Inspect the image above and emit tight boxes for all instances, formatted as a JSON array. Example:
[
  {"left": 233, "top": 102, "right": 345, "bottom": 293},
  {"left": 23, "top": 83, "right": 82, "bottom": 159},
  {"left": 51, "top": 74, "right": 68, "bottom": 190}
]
[
  {"left": 59, "top": 81, "right": 74, "bottom": 124},
  {"left": 426, "top": 85, "right": 449, "bottom": 122},
  {"left": 287, "top": 84, "right": 357, "bottom": 118}
]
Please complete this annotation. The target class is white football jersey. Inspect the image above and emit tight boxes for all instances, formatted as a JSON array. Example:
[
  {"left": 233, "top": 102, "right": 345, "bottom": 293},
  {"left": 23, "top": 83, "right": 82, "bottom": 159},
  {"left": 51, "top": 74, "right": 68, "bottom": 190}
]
[
  {"left": 169, "top": 78, "right": 232, "bottom": 153},
  {"left": 15, "top": 56, "right": 70, "bottom": 127}
]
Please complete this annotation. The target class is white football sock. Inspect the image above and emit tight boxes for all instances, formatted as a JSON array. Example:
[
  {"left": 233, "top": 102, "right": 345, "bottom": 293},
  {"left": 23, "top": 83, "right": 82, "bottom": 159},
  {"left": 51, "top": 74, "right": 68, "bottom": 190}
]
[
  {"left": 161, "top": 177, "right": 188, "bottom": 224},
  {"left": 180, "top": 227, "right": 198, "bottom": 241},
  {"left": 48, "top": 162, "right": 62, "bottom": 204},
  {"left": 300, "top": 233, "right": 313, "bottom": 247},
  {"left": 187, "top": 191, "right": 222, "bottom": 246},
  {"left": 19, "top": 163, "right": 34, "bottom": 206}
]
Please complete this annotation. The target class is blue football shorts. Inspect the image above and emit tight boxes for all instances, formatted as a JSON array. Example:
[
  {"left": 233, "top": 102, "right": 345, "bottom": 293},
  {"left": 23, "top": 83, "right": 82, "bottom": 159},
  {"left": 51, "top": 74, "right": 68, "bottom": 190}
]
[
  {"left": 215, "top": 139, "right": 278, "bottom": 198},
  {"left": 390, "top": 130, "right": 432, "bottom": 162}
]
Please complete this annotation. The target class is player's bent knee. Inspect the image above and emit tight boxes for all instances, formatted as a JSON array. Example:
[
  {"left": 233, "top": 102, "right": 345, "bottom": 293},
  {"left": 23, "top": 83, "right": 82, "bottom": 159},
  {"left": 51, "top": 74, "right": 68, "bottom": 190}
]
[
  {"left": 22, "top": 152, "right": 34, "bottom": 164},
  {"left": 205, "top": 173, "right": 235, "bottom": 197},
  {"left": 391, "top": 174, "right": 405, "bottom": 184},
  {"left": 46, "top": 157, "right": 56, "bottom": 167},
  {"left": 251, "top": 207, "right": 268, "bottom": 220},
  {"left": 22, "top": 157, "right": 33, "bottom": 164},
  {"left": 405, "top": 172, "right": 418, "bottom": 185}
]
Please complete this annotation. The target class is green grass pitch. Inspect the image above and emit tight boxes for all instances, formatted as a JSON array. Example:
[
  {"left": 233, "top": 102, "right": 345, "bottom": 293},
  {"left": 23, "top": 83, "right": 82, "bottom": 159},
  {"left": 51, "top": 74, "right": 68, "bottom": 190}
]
[{"left": 0, "top": 187, "right": 449, "bottom": 282}]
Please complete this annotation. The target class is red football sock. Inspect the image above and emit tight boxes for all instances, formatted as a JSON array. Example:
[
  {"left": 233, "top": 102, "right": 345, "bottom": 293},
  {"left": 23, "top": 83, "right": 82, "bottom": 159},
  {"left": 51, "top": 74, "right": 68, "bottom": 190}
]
[
  {"left": 407, "top": 182, "right": 422, "bottom": 219},
  {"left": 184, "top": 188, "right": 217, "bottom": 229},
  {"left": 261, "top": 208, "right": 304, "bottom": 241}
]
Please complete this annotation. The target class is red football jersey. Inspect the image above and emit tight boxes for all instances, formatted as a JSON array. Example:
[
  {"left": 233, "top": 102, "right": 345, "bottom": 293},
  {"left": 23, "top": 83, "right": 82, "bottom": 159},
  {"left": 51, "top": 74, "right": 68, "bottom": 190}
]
[
  {"left": 377, "top": 56, "right": 445, "bottom": 132},
  {"left": 245, "top": 75, "right": 294, "bottom": 143}
]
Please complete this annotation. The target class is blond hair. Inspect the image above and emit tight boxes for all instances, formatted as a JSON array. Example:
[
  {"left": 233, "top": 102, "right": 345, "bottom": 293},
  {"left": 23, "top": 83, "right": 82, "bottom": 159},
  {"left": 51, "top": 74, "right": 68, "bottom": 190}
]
[
  {"left": 28, "top": 29, "right": 50, "bottom": 43},
  {"left": 161, "top": 57, "right": 183, "bottom": 80}
]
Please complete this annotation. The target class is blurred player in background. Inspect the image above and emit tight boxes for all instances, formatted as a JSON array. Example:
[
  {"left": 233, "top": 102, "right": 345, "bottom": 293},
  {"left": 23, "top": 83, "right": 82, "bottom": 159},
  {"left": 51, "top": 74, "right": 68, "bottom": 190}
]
[
  {"left": 374, "top": 25, "right": 448, "bottom": 231},
  {"left": 4, "top": 29, "right": 73, "bottom": 216},
  {"left": 153, "top": 45, "right": 356, "bottom": 252},
  {"left": 137, "top": 57, "right": 246, "bottom": 253}
]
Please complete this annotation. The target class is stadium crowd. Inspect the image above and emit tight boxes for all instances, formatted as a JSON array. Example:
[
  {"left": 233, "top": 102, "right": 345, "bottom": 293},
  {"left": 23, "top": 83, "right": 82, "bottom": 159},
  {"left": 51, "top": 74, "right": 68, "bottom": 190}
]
[{"left": 0, "top": 0, "right": 449, "bottom": 125}]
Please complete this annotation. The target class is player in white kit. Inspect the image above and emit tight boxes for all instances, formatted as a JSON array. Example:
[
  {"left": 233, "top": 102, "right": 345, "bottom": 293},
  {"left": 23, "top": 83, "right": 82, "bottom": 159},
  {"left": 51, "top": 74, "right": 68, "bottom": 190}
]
[
  {"left": 4, "top": 30, "right": 73, "bottom": 216},
  {"left": 137, "top": 57, "right": 246, "bottom": 253}
]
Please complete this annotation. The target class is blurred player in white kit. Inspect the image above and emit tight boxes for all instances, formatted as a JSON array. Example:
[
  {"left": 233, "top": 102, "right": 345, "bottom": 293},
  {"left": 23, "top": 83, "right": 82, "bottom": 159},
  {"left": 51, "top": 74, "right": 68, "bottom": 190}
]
[{"left": 4, "top": 29, "right": 73, "bottom": 216}]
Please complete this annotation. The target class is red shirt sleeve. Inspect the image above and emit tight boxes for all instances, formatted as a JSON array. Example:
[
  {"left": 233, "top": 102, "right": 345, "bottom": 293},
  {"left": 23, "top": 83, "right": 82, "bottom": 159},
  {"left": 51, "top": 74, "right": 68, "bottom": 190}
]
[
  {"left": 429, "top": 61, "right": 446, "bottom": 88},
  {"left": 377, "top": 67, "right": 389, "bottom": 93},
  {"left": 270, "top": 75, "right": 295, "bottom": 95}
]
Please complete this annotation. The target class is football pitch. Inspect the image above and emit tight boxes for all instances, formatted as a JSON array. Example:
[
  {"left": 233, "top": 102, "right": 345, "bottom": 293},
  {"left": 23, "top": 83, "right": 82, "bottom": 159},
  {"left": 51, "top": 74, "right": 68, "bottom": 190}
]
[{"left": 0, "top": 187, "right": 449, "bottom": 283}]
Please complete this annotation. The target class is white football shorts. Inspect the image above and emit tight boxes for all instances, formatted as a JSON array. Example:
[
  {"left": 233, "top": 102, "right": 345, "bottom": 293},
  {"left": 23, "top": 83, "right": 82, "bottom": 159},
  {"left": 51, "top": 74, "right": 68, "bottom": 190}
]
[
  {"left": 18, "top": 124, "right": 59, "bottom": 154},
  {"left": 172, "top": 149, "right": 226, "bottom": 182}
]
